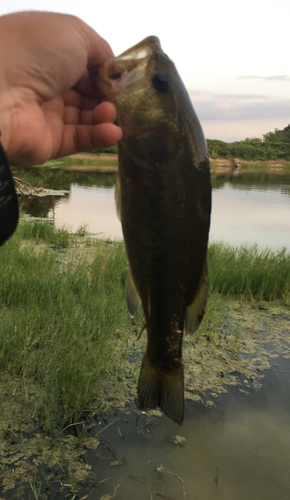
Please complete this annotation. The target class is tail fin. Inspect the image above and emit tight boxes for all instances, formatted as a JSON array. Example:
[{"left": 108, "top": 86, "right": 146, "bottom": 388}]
[{"left": 137, "top": 353, "right": 184, "bottom": 425}]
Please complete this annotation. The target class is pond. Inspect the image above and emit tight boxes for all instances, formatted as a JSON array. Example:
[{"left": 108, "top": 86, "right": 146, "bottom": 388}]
[
  {"left": 15, "top": 167, "right": 290, "bottom": 250},
  {"left": 6, "top": 165, "right": 290, "bottom": 500}
]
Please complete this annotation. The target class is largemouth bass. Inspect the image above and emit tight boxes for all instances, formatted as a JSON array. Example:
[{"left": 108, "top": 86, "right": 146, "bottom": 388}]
[{"left": 91, "top": 37, "right": 211, "bottom": 425}]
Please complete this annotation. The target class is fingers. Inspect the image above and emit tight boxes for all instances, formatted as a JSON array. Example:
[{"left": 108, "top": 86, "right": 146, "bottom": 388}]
[
  {"left": 41, "top": 94, "right": 121, "bottom": 158},
  {"left": 92, "top": 101, "right": 117, "bottom": 124},
  {"left": 56, "top": 122, "right": 122, "bottom": 158},
  {"left": 63, "top": 98, "right": 117, "bottom": 126},
  {"left": 73, "top": 69, "right": 103, "bottom": 98}
]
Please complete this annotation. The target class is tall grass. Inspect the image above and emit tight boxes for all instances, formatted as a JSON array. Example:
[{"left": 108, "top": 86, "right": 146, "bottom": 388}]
[
  {"left": 208, "top": 242, "right": 290, "bottom": 301},
  {"left": 18, "top": 219, "right": 70, "bottom": 247},
  {"left": 0, "top": 221, "right": 129, "bottom": 432},
  {"left": 1, "top": 219, "right": 289, "bottom": 433}
]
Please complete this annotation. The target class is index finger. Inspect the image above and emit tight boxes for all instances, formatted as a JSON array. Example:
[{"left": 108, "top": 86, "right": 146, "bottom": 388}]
[{"left": 73, "top": 69, "right": 104, "bottom": 99}]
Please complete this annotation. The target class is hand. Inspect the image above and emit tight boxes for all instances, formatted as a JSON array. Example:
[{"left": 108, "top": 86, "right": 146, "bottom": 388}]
[{"left": 0, "top": 11, "right": 122, "bottom": 167}]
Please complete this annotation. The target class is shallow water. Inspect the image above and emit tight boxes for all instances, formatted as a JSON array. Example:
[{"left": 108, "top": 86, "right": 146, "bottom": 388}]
[
  {"left": 3, "top": 358, "right": 289, "bottom": 500},
  {"left": 88, "top": 362, "right": 290, "bottom": 500},
  {"left": 16, "top": 168, "right": 290, "bottom": 250}
]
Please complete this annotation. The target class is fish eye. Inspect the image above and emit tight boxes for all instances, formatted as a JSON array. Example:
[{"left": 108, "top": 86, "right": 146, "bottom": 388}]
[{"left": 152, "top": 72, "right": 170, "bottom": 93}]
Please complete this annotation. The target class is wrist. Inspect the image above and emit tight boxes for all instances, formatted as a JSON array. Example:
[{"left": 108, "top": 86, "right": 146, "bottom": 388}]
[{"left": 0, "top": 93, "right": 13, "bottom": 158}]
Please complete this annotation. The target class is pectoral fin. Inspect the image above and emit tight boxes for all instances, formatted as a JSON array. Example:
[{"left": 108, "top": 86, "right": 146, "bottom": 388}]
[
  {"left": 125, "top": 266, "right": 141, "bottom": 317},
  {"left": 185, "top": 259, "right": 208, "bottom": 334},
  {"left": 115, "top": 175, "right": 121, "bottom": 221}
]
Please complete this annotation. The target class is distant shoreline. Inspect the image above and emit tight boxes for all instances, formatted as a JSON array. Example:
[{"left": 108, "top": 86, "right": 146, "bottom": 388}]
[{"left": 19, "top": 153, "right": 290, "bottom": 173}]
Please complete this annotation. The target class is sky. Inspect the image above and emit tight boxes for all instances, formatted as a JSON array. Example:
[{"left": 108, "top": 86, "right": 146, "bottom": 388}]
[{"left": 1, "top": 0, "right": 290, "bottom": 142}]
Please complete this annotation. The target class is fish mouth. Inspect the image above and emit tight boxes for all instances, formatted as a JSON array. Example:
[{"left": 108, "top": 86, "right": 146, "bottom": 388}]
[
  {"left": 117, "top": 35, "right": 160, "bottom": 61},
  {"left": 90, "top": 36, "right": 161, "bottom": 95}
]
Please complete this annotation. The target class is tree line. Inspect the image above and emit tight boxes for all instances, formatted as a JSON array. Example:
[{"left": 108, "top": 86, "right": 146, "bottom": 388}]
[
  {"left": 207, "top": 124, "right": 290, "bottom": 161},
  {"left": 93, "top": 125, "right": 290, "bottom": 161}
]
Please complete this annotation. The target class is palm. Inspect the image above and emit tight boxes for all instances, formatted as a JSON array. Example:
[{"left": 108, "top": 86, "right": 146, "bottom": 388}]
[
  {"left": 0, "top": 12, "right": 121, "bottom": 167},
  {"left": 8, "top": 89, "right": 118, "bottom": 167}
]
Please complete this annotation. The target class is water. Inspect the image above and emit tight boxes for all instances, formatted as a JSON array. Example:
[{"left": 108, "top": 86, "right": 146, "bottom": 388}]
[
  {"left": 211, "top": 177, "right": 290, "bottom": 249},
  {"left": 87, "top": 360, "right": 290, "bottom": 500},
  {"left": 10, "top": 166, "right": 290, "bottom": 499},
  {"left": 16, "top": 168, "right": 290, "bottom": 250}
]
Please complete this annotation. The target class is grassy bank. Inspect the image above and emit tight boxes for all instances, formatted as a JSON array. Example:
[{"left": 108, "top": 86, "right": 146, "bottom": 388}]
[
  {"left": 1, "top": 220, "right": 290, "bottom": 435},
  {"left": 0, "top": 220, "right": 130, "bottom": 434},
  {"left": 20, "top": 152, "right": 290, "bottom": 174},
  {"left": 1, "top": 219, "right": 290, "bottom": 497},
  {"left": 29, "top": 154, "right": 118, "bottom": 170}
]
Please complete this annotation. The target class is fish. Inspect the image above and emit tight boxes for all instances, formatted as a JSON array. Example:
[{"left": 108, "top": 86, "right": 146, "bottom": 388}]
[{"left": 90, "top": 36, "right": 211, "bottom": 425}]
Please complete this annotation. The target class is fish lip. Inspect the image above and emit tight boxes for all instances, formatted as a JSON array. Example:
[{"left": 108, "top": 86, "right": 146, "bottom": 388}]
[{"left": 117, "top": 35, "right": 161, "bottom": 60}]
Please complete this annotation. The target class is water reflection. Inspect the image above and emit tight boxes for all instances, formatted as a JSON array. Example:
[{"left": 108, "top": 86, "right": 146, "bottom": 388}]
[
  {"left": 211, "top": 182, "right": 290, "bottom": 249},
  {"left": 15, "top": 168, "right": 290, "bottom": 249},
  {"left": 48, "top": 184, "right": 122, "bottom": 238},
  {"left": 81, "top": 357, "right": 290, "bottom": 500}
]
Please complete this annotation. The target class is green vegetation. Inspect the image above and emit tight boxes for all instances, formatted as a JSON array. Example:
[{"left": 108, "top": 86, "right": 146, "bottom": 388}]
[
  {"left": 18, "top": 219, "right": 70, "bottom": 247},
  {"left": 207, "top": 124, "right": 290, "bottom": 161},
  {"left": 207, "top": 138, "right": 290, "bottom": 161},
  {"left": 1, "top": 218, "right": 289, "bottom": 436},
  {"left": 28, "top": 155, "right": 118, "bottom": 169},
  {"left": 263, "top": 124, "right": 290, "bottom": 143},
  {"left": 206, "top": 139, "right": 231, "bottom": 159},
  {"left": 91, "top": 144, "right": 118, "bottom": 154},
  {"left": 1, "top": 217, "right": 290, "bottom": 496},
  {"left": 208, "top": 242, "right": 290, "bottom": 301},
  {"left": 0, "top": 219, "right": 130, "bottom": 433}
]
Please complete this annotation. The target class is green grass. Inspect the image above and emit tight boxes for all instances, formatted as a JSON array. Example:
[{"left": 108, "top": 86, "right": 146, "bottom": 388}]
[
  {"left": 208, "top": 241, "right": 290, "bottom": 301},
  {"left": 18, "top": 219, "right": 70, "bottom": 247},
  {"left": 0, "top": 220, "right": 129, "bottom": 432},
  {"left": 1, "top": 219, "right": 289, "bottom": 434},
  {"left": 31, "top": 155, "right": 118, "bottom": 169}
]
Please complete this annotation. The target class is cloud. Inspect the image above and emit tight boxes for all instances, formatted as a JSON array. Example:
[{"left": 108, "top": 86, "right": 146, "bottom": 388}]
[
  {"left": 212, "top": 93, "right": 270, "bottom": 100},
  {"left": 191, "top": 98, "right": 290, "bottom": 121},
  {"left": 238, "top": 75, "right": 290, "bottom": 81},
  {"left": 189, "top": 90, "right": 271, "bottom": 101}
]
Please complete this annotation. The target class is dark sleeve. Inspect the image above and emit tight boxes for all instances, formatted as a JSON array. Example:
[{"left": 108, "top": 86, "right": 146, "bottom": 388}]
[{"left": 0, "top": 141, "right": 19, "bottom": 246}]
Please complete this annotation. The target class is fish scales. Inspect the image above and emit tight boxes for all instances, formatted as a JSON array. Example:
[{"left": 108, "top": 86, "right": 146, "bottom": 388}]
[{"left": 91, "top": 36, "right": 211, "bottom": 425}]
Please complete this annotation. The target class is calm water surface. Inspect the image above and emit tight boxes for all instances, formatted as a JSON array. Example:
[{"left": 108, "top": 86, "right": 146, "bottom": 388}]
[
  {"left": 17, "top": 168, "right": 290, "bottom": 250},
  {"left": 88, "top": 360, "right": 290, "bottom": 500}
]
